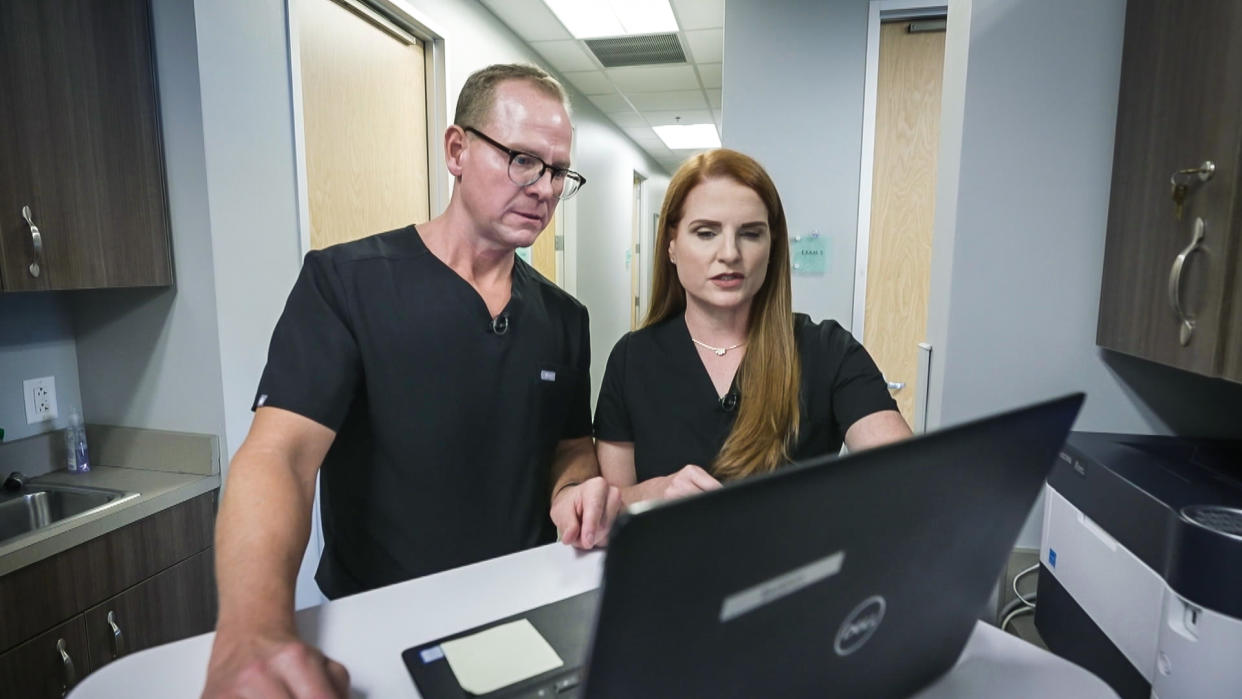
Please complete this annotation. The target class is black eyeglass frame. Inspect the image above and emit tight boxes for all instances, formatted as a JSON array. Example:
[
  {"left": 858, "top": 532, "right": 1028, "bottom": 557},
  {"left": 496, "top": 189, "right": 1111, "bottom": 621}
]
[{"left": 462, "top": 126, "right": 586, "bottom": 199}]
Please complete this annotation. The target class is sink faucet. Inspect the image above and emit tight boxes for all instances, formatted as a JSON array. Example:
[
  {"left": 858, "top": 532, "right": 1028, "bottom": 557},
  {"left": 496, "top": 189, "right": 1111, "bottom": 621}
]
[{"left": 3, "top": 471, "right": 27, "bottom": 491}]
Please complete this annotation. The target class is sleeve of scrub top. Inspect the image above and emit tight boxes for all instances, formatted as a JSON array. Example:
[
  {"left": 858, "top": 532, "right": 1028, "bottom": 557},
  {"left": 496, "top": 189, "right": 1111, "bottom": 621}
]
[
  {"left": 561, "top": 306, "right": 594, "bottom": 439},
  {"left": 593, "top": 333, "right": 634, "bottom": 442},
  {"left": 822, "top": 322, "right": 898, "bottom": 434},
  {"left": 252, "top": 249, "right": 361, "bottom": 432}
]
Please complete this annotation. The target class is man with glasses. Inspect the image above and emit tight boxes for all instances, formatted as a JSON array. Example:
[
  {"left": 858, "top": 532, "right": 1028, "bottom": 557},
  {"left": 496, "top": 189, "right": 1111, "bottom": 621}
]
[{"left": 204, "top": 64, "right": 620, "bottom": 698}]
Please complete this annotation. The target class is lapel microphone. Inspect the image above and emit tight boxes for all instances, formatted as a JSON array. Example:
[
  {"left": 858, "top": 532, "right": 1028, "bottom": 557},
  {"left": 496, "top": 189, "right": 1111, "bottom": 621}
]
[{"left": 490, "top": 313, "right": 510, "bottom": 336}]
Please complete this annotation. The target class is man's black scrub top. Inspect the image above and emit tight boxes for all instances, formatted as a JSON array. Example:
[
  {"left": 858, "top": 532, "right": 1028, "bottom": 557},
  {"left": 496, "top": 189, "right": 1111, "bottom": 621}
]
[{"left": 254, "top": 225, "right": 591, "bottom": 598}]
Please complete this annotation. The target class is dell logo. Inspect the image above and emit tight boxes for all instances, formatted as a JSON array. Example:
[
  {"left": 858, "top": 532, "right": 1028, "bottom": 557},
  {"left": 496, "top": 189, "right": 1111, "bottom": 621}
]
[{"left": 834, "top": 595, "right": 886, "bottom": 656}]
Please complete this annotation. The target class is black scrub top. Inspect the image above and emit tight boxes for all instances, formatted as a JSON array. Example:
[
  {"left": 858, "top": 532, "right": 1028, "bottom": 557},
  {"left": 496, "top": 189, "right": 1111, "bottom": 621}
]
[
  {"left": 594, "top": 313, "right": 896, "bottom": 481},
  {"left": 254, "top": 225, "right": 591, "bottom": 598}
]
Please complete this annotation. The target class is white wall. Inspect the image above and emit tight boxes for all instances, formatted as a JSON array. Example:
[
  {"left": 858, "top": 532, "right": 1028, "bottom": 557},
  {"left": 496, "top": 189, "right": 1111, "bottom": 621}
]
[
  {"left": 724, "top": 0, "right": 1242, "bottom": 552},
  {"left": 721, "top": 0, "right": 871, "bottom": 328}
]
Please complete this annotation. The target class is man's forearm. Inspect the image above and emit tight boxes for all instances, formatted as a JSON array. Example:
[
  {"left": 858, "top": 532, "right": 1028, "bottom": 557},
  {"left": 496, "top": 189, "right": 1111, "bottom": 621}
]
[
  {"left": 214, "top": 446, "right": 316, "bottom": 636},
  {"left": 549, "top": 436, "right": 600, "bottom": 501}
]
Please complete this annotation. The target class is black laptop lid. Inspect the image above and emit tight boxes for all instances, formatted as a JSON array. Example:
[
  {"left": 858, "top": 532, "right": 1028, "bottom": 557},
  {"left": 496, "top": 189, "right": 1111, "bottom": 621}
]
[{"left": 581, "top": 393, "right": 1084, "bottom": 699}]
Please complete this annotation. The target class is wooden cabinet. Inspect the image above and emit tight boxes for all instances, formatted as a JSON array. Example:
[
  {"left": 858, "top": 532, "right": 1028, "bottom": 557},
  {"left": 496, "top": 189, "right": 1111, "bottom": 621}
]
[
  {"left": 1096, "top": 0, "right": 1242, "bottom": 382},
  {"left": 0, "top": 0, "right": 172, "bottom": 291},
  {"left": 0, "top": 490, "right": 218, "bottom": 694}
]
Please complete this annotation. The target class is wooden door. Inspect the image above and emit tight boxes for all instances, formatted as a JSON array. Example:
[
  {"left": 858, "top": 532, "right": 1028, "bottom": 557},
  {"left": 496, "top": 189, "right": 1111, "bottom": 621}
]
[
  {"left": 298, "top": 0, "right": 431, "bottom": 249},
  {"left": 0, "top": 0, "right": 171, "bottom": 291},
  {"left": 631, "top": 175, "right": 643, "bottom": 329},
  {"left": 530, "top": 210, "right": 559, "bottom": 283},
  {"left": 0, "top": 616, "right": 93, "bottom": 698},
  {"left": 1096, "top": 0, "right": 1242, "bottom": 379},
  {"left": 862, "top": 21, "right": 945, "bottom": 424},
  {"left": 83, "top": 549, "right": 216, "bottom": 671}
]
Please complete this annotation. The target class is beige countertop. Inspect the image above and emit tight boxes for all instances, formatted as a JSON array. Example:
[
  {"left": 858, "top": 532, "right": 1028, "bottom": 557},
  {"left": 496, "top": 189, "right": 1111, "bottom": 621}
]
[{"left": 0, "top": 425, "right": 221, "bottom": 577}]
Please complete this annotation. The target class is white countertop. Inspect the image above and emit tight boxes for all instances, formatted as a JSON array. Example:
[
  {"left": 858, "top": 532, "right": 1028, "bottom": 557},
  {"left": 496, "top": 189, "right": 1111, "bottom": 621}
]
[{"left": 71, "top": 543, "right": 1118, "bottom": 698}]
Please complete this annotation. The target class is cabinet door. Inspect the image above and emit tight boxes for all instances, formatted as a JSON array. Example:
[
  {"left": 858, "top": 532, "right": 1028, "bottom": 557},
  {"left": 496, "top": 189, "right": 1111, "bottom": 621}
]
[
  {"left": 0, "top": 0, "right": 172, "bottom": 291},
  {"left": 0, "top": 616, "right": 93, "bottom": 699},
  {"left": 1096, "top": 0, "right": 1242, "bottom": 376},
  {"left": 84, "top": 548, "right": 217, "bottom": 671}
]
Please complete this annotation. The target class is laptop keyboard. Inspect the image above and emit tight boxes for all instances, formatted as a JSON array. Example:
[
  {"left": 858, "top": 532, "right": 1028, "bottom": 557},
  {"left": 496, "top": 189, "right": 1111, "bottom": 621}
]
[{"left": 506, "top": 668, "right": 582, "bottom": 698}]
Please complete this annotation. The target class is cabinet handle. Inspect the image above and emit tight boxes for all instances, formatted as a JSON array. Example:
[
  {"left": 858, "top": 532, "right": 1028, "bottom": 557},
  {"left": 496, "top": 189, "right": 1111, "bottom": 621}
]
[
  {"left": 21, "top": 205, "right": 43, "bottom": 278},
  {"left": 107, "top": 610, "right": 126, "bottom": 658},
  {"left": 1167, "top": 217, "right": 1206, "bottom": 346},
  {"left": 56, "top": 638, "right": 77, "bottom": 696}
]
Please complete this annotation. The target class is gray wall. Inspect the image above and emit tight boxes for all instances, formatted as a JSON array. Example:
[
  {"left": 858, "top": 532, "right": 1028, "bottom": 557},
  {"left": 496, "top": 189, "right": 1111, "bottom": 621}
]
[
  {"left": 0, "top": 295, "right": 82, "bottom": 444},
  {"left": 725, "top": 0, "right": 1242, "bottom": 550},
  {"left": 721, "top": 0, "right": 871, "bottom": 327},
  {"left": 72, "top": 0, "right": 228, "bottom": 451}
]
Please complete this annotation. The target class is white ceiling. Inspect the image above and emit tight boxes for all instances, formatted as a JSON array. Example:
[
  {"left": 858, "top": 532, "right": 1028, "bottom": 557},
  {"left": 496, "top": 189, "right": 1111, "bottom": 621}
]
[{"left": 478, "top": 0, "right": 725, "bottom": 174}]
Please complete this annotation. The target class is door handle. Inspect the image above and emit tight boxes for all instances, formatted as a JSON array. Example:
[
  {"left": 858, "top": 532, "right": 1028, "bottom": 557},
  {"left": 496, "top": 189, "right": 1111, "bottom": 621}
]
[
  {"left": 1168, "top": 217, "right": 1205, "bottom": 346},
  {"left": 107, "top": 609, "right": 126, "bottom": 658},
  {"left": 21, "top": 205, "right": 42, "bottom": 278},
  {"left": 886, "top": 380, "right": 905, "bottom": 392}
]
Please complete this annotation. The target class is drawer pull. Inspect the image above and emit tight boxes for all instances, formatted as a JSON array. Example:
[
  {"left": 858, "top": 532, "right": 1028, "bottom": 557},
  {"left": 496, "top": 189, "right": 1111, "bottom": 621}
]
[
  {"left": 57, "top": 638, "right": 77, "bottom": 695},
  {"left": 21, "top": 205, "right": 42, "bottom": 278},
  {"left": 107, "top": 610, "right": 126, "bottom": 658},
  {"left": 1167, "top": 217, "right": 1205, "bottom": 346}
]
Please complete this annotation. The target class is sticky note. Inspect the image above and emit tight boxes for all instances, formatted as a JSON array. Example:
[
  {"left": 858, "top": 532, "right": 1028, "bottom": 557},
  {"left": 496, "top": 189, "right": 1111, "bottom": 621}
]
[{"left": 441, "top": 619, "right": 564, "bottom": 695}]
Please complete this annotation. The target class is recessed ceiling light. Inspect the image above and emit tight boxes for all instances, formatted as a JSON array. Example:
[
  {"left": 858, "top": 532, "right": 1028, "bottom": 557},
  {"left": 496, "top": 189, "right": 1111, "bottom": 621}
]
[
  {"left": 653, "top": 124, "right": 721, "bottom": 150},
  {"left": 543, "top": 0, "right": 678, "bottom": 39}
]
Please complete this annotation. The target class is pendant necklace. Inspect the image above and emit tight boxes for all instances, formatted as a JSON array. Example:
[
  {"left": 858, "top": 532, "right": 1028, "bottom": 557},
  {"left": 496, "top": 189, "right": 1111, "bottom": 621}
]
[{"left": 691, "top": 337, "right": 746, "bottom": 357}]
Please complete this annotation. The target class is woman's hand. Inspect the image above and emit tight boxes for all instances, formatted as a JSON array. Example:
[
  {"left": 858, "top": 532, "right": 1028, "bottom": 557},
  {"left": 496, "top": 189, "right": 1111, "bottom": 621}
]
[{"left": 661, "top": 464, "right": 723, "bottom": 500}]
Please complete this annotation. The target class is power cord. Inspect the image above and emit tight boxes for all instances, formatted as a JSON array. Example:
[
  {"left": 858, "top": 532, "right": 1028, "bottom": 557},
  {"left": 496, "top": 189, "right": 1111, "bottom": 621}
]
[
  {"left": 1013, "top": 563, "right": 1039, "bottom": 607},
  {"left": 997, "top": 563, "right": 1040, "bottom": 634}
]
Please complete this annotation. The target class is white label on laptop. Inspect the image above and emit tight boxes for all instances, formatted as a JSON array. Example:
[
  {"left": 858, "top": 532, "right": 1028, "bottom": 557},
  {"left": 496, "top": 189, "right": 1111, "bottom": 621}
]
[
  {"left": 719, "top": 551, "right": 845, "bottom": 623},
  {"left": 440, "top": 618, "right": 564, "bottom": 695}
]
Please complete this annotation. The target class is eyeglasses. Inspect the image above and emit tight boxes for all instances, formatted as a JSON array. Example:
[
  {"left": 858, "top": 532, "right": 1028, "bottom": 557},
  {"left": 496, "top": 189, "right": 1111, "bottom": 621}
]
[{"left": 463, "top": 127, "right": 586, "bottom": 200}]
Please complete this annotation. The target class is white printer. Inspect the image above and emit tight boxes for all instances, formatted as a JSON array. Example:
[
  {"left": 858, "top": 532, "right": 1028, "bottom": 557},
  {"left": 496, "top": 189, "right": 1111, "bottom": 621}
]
[{"left": 1036, "top": 432, "right": 1242, "bottom": 699}]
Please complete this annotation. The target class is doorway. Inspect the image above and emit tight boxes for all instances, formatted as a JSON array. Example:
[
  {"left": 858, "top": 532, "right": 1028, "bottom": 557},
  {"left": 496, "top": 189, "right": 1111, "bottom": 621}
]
[{"left": 853, "top": 2, "right": 947, "bottom": 430}]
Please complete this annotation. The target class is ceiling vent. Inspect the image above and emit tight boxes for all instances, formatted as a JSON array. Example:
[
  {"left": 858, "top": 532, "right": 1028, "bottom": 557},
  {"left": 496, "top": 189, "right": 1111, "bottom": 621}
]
[{"left": 585, "top": 33, "right": 686, "bottom": 68}]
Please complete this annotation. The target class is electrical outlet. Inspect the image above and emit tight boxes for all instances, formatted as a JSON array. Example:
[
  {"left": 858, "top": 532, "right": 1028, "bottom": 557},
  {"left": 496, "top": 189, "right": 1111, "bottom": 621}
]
[{"left": 24, "top": 376, "right": 58, "bottom": 424}]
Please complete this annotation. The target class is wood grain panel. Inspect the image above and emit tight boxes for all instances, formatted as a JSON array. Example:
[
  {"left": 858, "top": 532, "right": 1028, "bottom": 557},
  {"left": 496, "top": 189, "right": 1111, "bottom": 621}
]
[
  {"left": 531, "top": 209, "right": 558, "bottom": 282},
  {"left": 1097, "top": 0, "right": 1242, "bottom": 377},
  {"left": 83, "top": 548, "right": 217, "bottom": 672},
  {"left": 863, "top": 22, "right": 945, "bottom": 423},
  {"left": 0, "top": 0, "right": 172, "bottom": 290},
  {"left": 0, "top": 490, "right": 217, "bottom": 653},
  {"left": 299, "top": 0, "right": 430, "bottom": 249},
  {"left": 0, "top": 615, "right": 92, "bottom": 698}
]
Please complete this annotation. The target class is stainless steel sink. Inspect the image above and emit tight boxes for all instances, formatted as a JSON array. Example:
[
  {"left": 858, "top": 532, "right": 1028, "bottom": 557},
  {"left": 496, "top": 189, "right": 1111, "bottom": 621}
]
[{"left": 0, "top": 483, "right": 140, "bottom": 546}]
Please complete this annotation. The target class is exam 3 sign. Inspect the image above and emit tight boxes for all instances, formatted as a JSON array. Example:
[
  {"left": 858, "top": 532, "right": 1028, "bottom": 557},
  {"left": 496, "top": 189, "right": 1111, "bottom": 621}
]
[{"left": 791, "top": 233, "right": 828, "bottom": 276}]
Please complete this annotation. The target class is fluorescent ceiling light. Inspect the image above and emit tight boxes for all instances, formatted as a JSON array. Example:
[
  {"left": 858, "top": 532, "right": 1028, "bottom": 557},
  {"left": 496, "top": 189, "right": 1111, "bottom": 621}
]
[
  {"left": 543, "top": 0, "right": 678, "bottom": 39},
  {"left": 653, "top": 124, "right": 721, "bottom": 150}
]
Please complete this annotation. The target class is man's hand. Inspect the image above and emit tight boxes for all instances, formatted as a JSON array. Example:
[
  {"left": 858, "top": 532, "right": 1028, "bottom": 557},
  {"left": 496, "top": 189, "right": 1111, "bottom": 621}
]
[
  {"left": 203, "top": 627, "right": 350, "bottom": 698},
  {"left": 551, "top": 476, "right": 622, "bottom": 549},
  {"left": 660, "top": 464, "right": 722, "bottom": 500}
]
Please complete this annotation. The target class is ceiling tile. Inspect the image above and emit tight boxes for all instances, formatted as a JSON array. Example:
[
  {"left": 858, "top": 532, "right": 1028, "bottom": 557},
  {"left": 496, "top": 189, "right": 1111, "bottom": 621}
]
[
  {"left": 530, "top": 40, "right": 598, "bottom": 73},
  {"left": 606, "top": 65, "right": 699, "bottom": 92},
  {"left": 705, "top": 88, "right": 721, "bottom": 108},
  {"left": 697, "top": 62, "right": 722, "bottom": 89},
  {"left": 588, "top": 93, "right": 632, "bottom": 112},
  {"left": 608, "top": 111, "right": 649, "bottom": 128},
  {"left": 624, "top": 126, "right": 659, "bottom": 142},
  {"left": 684, "top": 29, "right": 723, "bottom": 63},
  {"left": 628, "top": 90, "right": 708, "bottom": 111},
  {"left": 671, "top": 0, "right": 725, "bottom": 31},
  {"left": 641, "top": 109, "right": 715, "bottom": 126},
  {"left": 561, "top": 70, "right": 614, "bottom": 95},
  {"left": 479, "top": 0, "right": 572, "bottom": 42}
]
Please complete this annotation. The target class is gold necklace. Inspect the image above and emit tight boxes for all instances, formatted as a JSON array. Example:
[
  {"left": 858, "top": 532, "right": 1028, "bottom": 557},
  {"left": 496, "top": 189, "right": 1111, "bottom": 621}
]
[{"left": 691, "top": 337, "right": 746, "bottom": 357}]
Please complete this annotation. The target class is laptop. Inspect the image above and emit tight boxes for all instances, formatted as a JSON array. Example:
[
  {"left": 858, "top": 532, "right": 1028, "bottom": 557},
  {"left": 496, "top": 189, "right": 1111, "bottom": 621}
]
[{"left": 403, "top": 393, "right": 1085, "bottom": 698}]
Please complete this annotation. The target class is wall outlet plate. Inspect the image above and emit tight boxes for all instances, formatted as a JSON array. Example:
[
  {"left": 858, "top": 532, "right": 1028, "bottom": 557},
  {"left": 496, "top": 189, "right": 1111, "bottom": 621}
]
[{"left": 24, "top": 376, "right": 58, "bottom": 424}]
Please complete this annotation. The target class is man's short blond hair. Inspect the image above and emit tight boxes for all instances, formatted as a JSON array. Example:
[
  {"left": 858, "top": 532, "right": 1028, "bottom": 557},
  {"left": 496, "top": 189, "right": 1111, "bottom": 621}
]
[{"left": 454, "top": 64, "right": 570, "bottom": 129}]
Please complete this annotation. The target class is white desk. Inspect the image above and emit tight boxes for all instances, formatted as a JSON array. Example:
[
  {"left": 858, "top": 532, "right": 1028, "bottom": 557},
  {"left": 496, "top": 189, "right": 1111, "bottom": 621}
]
[{"left": 71, "top": 544, "right": 1116, "bottom": 698}]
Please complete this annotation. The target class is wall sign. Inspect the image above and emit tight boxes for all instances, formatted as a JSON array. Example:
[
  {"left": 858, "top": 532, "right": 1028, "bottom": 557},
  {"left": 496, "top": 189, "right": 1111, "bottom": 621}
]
[{"left": 791, "top": 232, "right": 828, "bottom": 276}]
